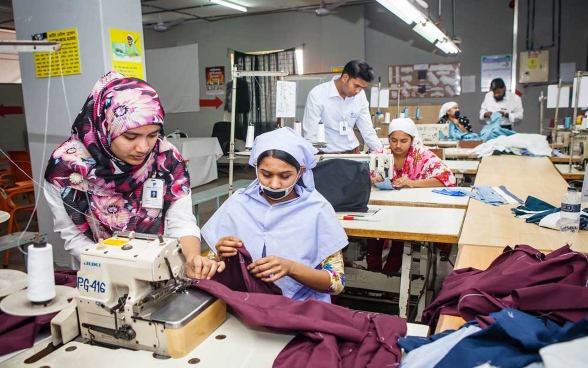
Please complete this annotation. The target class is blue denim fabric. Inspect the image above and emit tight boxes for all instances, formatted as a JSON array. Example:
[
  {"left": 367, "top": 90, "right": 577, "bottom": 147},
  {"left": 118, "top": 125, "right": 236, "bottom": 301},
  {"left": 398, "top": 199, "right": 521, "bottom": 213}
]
[
  {"left": 432, "top": 188, "right": 468, "bottom": 197},
  {"left": 374, "top": 178, "right": 394, "bottom": 190}
]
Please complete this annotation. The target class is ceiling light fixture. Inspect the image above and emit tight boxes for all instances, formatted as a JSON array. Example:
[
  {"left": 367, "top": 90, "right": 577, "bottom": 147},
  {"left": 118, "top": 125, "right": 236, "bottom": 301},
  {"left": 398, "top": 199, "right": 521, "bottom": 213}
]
[
  {"left": 413, "top": 21, "right": 446, "bottom": 44},
  {"left": 375, "top": 0, "right": 426, "bottom": 25},
  {"left": 210, "top": 0, "right": 247, "bottom": 13}
]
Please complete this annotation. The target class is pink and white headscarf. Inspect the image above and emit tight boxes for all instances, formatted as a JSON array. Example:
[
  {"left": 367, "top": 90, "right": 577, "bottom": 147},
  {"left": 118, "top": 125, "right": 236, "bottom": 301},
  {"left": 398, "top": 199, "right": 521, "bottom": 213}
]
[{"left": 45, "top": 71, "right": 190, "bottom": 241}]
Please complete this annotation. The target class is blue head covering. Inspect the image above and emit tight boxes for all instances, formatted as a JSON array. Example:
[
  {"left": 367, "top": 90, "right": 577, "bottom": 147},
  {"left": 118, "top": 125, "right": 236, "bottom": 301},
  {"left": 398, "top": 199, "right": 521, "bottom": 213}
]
[
  {"left": 249, "top": 127, "right": 318, "bottom": 189},
  {"left": 203, "top": 128, "right": 347, "bottom": 302}
]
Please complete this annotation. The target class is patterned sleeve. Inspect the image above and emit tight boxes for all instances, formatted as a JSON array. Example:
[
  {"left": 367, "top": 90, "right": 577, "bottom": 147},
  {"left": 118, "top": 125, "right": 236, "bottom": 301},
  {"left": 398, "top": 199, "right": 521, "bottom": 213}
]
[
  {"left": 459, "top": 116, "right": 473, "bottom": 132},
  {"left": 320, "top": 250, "right": 345, "bottom": 295},
  {"left": 420, "top": 147, "right": 457, "bottom": 187}
]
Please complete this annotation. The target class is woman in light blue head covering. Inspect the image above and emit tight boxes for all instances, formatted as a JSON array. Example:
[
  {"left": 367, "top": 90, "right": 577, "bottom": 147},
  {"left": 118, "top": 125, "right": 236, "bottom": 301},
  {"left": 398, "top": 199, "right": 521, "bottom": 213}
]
[{"left": 201, "top": 127, "right": 348, "bottom": 303}]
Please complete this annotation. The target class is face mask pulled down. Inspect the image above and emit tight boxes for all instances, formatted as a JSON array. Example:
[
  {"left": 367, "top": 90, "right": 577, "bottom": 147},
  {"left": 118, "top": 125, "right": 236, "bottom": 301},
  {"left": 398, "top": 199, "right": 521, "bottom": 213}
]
[{"left": 257, "top": 170, "right": 300, "bottom": 200}]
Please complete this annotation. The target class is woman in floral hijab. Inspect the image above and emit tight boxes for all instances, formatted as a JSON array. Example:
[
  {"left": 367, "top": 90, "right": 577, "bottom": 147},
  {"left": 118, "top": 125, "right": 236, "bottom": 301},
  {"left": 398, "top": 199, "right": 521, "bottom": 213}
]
[{"left": 44, "top": 71, "right": 218, "bottom": 278}]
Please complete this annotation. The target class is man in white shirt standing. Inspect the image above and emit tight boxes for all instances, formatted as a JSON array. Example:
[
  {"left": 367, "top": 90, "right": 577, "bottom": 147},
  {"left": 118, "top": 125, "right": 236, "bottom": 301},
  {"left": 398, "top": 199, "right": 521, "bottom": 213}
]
[
  {"left": 479, "top": 78, "right": 524, "bottom": 130},
  {"left": 303, "top": 60, "right": 383, "bottom": 153}
]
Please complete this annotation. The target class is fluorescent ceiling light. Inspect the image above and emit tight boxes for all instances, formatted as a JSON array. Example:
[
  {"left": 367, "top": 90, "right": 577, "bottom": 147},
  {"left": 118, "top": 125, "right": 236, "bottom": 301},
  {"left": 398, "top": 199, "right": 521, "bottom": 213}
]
[
  {"left": 376, "top": 0, "right": 426, "bottom": 25},
  {"left": 210, "top": 0, "right": 247, "bottom": 13},
  {"left": 414, "top": 21, "right": 447, "bottom": 43},
  {"left": 435, "top": 38, "right": 460, "bottom": 54},
  {"left": 413, "top": 22, "right": 438, "bottom": 43}
]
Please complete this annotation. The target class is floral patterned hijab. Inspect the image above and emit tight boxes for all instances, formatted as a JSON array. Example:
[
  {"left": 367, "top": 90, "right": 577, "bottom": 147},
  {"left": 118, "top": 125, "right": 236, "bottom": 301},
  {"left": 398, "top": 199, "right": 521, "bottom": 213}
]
[{"left": 44, "top": 71, "right": 190, "bottom": 241}]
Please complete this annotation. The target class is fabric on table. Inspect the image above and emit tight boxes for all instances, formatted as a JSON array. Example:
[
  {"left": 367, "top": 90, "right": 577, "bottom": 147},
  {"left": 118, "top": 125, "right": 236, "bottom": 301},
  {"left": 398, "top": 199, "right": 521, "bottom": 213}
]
[
  {"left": 400, "top": 325, "right": 481, "bottom": 368},
  {"left": 374, "top": 178, "right": 394, "bottom": 190},
  {"left": 193, "top": 246, "right": 407, "bottom": 368},
  {"left": 432, "top": 188, "right": 468, "bottom": 197},
  {"left": 422, "top": 244, "right": 588, "bottom": 329},
  {"left": 436, "top": 309, "right": 588, "bottom": 368},
  {"left": 512, "top": 196, "right": 588, "bottom": 231},
  {"left": 540, "top": 335, "right": 588, "bottom": 368}
]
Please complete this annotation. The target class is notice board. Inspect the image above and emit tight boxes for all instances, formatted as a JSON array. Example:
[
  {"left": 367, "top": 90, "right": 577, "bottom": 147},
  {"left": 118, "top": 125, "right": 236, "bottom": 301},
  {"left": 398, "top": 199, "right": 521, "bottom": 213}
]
[{"left": 388, "top": 63, "right": 461, "bottom": 99}]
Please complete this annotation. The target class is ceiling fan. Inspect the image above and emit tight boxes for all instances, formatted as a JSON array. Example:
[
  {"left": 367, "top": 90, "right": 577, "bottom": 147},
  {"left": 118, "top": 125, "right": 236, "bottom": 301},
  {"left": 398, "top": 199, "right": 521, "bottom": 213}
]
[
  {"left": 300, "top": 0, "right": 350, "bottom": 16},
  {"left": 151, "top": 14, "right": 187, "bottom": 32}
]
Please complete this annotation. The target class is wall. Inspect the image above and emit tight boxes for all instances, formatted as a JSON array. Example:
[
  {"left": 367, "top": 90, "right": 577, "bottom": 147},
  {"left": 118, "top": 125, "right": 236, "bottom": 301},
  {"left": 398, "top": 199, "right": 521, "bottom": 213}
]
[
  {"left": 144, "top": 0, "right": 588, "bottom": 136},
  {"left": 143, "top": 6, "right": 365, "bottom": 137},
  {"left": 14, "top": 0, "right": 145, "bottom": 266}
]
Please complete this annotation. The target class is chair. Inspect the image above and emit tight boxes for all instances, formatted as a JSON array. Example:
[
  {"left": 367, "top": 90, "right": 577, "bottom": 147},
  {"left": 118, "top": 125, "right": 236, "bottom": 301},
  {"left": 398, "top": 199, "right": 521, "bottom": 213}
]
[
  {"left": 0, "top": 183, "right": 36, "bottom": 267},
  {"left": 458, "top": 140, "right": 483, "bottom": 149},
  {"left": 211, "top": 121, "right": 232, "bottom": 155},
  {"left": 0, "top": 151, "right": 32, "bottom": 188}
]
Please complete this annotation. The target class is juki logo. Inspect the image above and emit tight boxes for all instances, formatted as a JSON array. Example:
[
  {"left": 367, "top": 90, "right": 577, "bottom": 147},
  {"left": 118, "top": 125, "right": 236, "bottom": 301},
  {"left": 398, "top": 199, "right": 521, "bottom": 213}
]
[{"left": 83, "top": 261, "right": 101, "bottom": 267}]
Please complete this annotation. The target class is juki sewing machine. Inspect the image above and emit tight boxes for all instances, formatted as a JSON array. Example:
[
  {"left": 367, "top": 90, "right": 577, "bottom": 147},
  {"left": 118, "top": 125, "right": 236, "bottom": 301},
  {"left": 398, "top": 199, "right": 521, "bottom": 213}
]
[{"left": 51, "top": 232, "right": 226, "bottom": 359}]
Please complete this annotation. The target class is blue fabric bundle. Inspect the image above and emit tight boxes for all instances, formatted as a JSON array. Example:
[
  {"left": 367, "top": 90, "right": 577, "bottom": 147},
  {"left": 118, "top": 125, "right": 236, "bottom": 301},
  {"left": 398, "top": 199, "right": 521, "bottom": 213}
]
[{"left": 511, "top": 196, "right": 588, "bottom": 230}]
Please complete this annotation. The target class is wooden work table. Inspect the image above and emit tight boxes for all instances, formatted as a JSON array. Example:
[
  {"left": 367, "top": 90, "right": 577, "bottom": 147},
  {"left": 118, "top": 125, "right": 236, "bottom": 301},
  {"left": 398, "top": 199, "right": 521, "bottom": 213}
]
[
  {"left": 369, "top": 187, "right": 470, "bottom": 209},
  {"left": 436, "top": 155, "right": 587, "bottom": 333},
  {"left": 554, "top": 164, "right": 585, "bottom": 180},
  {"left": 458, "top": 156, "right": 588, "bottom": 253},
  {"left": 339, "top": 205, "right": 465, "bottom": 244}
]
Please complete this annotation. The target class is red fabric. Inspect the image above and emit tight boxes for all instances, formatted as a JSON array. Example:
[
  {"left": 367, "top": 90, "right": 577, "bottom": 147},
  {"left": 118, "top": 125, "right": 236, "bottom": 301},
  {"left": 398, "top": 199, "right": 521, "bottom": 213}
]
[
  {"left": 0, "top": 271, "right": 77, "bottom": 355},
  {"left": 422, "top": 244, "right": 588, "bottom": 329},
  {"left": 195, "top": 247, "right": 407, "bottom": 368}
]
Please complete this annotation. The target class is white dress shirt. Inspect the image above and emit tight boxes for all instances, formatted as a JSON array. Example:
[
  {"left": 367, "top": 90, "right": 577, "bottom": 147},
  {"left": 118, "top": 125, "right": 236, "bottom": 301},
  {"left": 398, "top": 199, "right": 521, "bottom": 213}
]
[
  {"left": 302, "top": 76, "right": 383, "bottom": 153},
  {"left": 479, "top": 90, "right": 524, "bottom": 126},
  {"left": 44, "top": 181, "right": 200, "bottom": 263}
]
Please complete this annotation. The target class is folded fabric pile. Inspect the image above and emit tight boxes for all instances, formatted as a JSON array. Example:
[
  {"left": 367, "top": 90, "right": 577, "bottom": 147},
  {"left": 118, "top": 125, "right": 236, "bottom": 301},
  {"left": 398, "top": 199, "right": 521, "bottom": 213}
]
[
  {"left": 422, "top": 244, "right": 588, "bottom": 330},
  {"left": 432, "top": 185, "right": 523, "bottom": 206},
  {"left": 512, "top": 195, "right": 588, "bottom": 230},
  {"left": 470, "top": 133, "right": 552, "bottom": 157},
  {"left": 401, "top": 308, "right": 588, "bottom": 368}
]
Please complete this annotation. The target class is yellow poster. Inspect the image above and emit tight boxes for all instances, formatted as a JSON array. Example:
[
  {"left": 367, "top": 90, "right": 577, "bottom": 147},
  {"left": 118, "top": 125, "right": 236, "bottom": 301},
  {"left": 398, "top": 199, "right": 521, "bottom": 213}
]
[
  {"left": 110, "top": 29, "right": 144, "bottom": 79},
  {"left": 32, "top": 28, "right": 81, "bottom": 78}
]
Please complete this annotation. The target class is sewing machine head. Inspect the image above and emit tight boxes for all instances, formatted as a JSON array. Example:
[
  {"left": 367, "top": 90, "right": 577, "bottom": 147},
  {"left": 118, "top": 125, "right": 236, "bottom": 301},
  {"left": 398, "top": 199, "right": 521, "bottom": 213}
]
[{"left": 72, "top": 232, "right": 226, "bottom": 358}]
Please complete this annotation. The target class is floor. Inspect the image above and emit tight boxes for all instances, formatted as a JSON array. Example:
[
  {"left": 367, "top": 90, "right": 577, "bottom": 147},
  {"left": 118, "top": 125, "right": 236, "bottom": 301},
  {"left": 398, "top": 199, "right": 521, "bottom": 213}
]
[{"left": 2, "top": 163, "right": 454, "bottom": 321}]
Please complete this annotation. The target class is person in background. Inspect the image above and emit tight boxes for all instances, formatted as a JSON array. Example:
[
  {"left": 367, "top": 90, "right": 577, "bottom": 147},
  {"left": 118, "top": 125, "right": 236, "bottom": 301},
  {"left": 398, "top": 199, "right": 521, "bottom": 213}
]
[
  {"left": 479, "top": 78, "right": 523, "bottom": 130},
  {"left": 372, "top": 118, "right": 456, "bottom": 189},
  {"left": 201, "top": 127, "right": 348, "bottom": 303},
  {"left": 303, "top": 60, "right": 383, "bottom": 154},
  {"left": 44, "top": 71, "right": 216, "bottom": 278},
  {"left": 125, "top": 34, "right": 140, "bottom": 57},
  {"left": 368, "top": 118, "right": 456, "bottom": 272},
  {"left": 438, "top": 101, "right": 473, "bottom": 133}
]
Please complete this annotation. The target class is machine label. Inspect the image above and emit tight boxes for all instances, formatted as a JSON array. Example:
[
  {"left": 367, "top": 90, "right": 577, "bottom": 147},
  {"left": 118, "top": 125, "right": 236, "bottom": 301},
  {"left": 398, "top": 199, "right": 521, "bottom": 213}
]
[
  {"left": 78, "top": 277, "right": 106, "bottom": 293},
  {"left": 83, "top": 261, "right": 101, "bottom": 267}
]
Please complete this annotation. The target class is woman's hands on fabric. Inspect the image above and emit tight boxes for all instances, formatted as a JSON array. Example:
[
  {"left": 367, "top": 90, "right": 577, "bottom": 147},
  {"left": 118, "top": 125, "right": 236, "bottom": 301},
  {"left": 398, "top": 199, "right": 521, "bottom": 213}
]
[
  {"left": 392, "top": 176, "right": 414, "bottom": 188},
  {"left": 247, "top": 255, "right": 294, "bottom": 283},
  {"left": 184, "top": 254, "right": 224, "bottom": 280},
  {"left": 371, "top": 171, "right": 384, "bottom": 185},
  {"left": 215, "top": 236, "right": 243, "bottom": 261}
]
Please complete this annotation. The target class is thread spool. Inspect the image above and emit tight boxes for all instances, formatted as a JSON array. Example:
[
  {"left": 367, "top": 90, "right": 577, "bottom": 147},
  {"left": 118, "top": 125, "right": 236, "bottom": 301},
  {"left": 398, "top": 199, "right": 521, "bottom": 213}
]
[
  {"left": 245, "top": 124, "right": 255, "bottom": 149},
  {"left": 293, "top": 120, "right": 302, "bottom": 135},
  {"left": 384, "top": 112, "right": 391, "bottom": 124},
  {"left": 27, "top": 242, "right": 56, "bottom": 305},
  {"left": 317, "top": 121, "right": 326, "bottom": 143}
]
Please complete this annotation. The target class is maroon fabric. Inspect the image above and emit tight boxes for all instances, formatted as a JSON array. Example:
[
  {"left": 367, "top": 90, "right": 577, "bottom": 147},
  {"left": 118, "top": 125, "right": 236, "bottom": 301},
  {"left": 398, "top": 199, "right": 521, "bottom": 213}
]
[
  {"left": 422, "top": 244, "right": 588, "bottom": 329},
  {"left": 195, "top": 247, "right": 407, "bottom": 368},
  {"left": 0, "top": 271, "right": 77, "bottom": 355}
]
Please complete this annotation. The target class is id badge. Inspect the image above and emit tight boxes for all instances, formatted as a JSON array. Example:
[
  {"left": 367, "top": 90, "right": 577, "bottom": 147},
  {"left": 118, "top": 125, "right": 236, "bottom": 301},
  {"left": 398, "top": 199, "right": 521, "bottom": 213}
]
[
  {"left": 142, "top": 178, "right": 165, "bottom": 209},
  {"left": 339, "top": 120, "right": 349, "bottom": 135}
]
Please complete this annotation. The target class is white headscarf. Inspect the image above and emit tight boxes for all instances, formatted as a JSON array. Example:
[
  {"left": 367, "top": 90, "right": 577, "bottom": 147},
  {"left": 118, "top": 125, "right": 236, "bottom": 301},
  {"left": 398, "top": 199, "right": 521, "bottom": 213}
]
[
  {"left": 388, "top": 118, "right": 422, "bottom": 146},
  {"left": 439, "top": 101, "right": 458, "bottom": 119},
  {"left": 249, "top": 127, "right": 319, "bottom": 189}
]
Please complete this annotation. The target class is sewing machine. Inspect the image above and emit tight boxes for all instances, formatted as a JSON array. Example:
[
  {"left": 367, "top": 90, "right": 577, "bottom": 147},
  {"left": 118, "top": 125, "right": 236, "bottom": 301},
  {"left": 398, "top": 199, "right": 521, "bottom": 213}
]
[{"left": 51, "top": 232, "right": 226, "bottom": 359}]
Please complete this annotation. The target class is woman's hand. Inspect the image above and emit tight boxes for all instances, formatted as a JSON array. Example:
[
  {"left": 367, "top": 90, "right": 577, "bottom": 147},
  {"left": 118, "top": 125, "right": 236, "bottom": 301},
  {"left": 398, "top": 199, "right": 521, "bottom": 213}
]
[
  {"left": 247, "top": 255, "right": 294, "bottom": 283},
  {"left": 392, "top": 176, "right": 414, "bottom": 188},
  {"left": 370, "top": 171, "right": 384, "bottom": 185},
  {"left": 215, "top": 236, "right": 243, "bottom": 261},
  {"left": 184, "top": 254, "right": 225, "bottom": 280}
]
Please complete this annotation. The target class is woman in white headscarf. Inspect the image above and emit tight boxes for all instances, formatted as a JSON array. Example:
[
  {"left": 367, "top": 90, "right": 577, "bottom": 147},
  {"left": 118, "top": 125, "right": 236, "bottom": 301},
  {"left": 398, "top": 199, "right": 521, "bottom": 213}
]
[
  {"left": 438, "top": 101, "right": 472, "bottom": 133},
  {"left": 201, "top": 127, "right": 348, "bottom": 303},
  {"left": 373, "top": 118, "right": 456, "bottom": 188}
]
